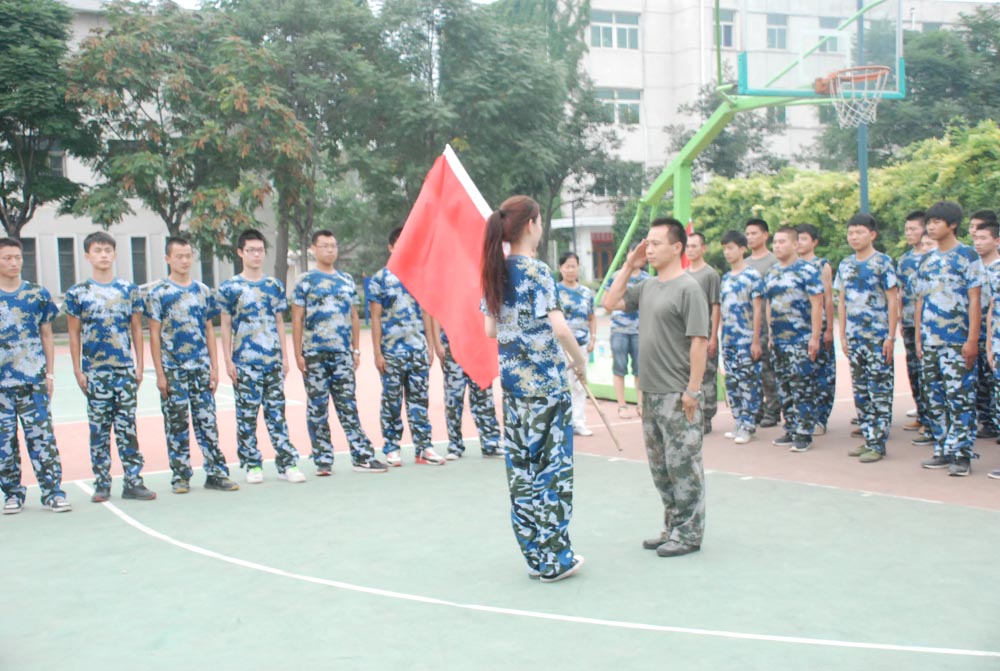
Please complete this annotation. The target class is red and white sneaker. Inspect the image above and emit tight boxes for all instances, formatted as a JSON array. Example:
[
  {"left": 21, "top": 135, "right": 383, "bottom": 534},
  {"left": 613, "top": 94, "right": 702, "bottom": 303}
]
[
  {"left": 415, "top": 448, "right": 446, "bottom": 465},
  {"left": 385, "top": 451, "right": 402, "bottom": 467}
]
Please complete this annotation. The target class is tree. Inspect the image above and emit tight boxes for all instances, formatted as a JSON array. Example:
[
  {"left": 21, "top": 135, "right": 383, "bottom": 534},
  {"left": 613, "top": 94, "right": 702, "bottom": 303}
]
[{"left": 0, "top": 0, "right": 99, "bottom": 238}]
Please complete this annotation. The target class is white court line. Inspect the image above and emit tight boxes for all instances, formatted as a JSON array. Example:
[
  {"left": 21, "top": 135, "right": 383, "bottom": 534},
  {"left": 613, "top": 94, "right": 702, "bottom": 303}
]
[{"left": 72, "top": 481, "right": 1000, "bottom": 659}]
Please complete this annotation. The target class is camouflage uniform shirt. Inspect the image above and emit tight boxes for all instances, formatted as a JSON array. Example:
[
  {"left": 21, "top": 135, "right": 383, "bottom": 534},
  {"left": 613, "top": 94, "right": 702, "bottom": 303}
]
[
  {"left": 556, "top": 282, "right": 594, "bottom": 347},
  {"left": 914, "top": 244, "right": 986, "bottom": 347},
  {"left": 0, "top": 281, "right": 58, "bottom": 387},
  {"left": 63, "top": 278, "right": 141, "bottom": 371},
  {"left": 292, "top": 269, "right": 358, "bottom": 357},
  {"left": 367, "top": 267, "right": 427, "bottom": 357},
  {"left": 721, "top": 266, "right": 765, "bottom": 350},
  {"left": 833, "top": 252, "right": 898, "bottom": 341},
  {"left": 604, "top": 269, "right": 649, "bottom": 335},
  {"left": 764, "top": 260, "right": 824, "bottom": 346},
  {"left": 217, "top": 275, "right": 288, "bottom": 371},
  {"left": 896, "top": 249, "right": 924, "bottom": 328},
  {"left": 144, "top": 279, "right": 220, "bottom": 370}
]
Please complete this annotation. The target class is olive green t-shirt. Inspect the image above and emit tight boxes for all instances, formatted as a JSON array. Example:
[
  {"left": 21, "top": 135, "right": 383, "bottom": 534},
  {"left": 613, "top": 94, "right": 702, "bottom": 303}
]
[
  {"left": 688, "top": 264, "right": 721, "bottom": 305},
  {"left": 624, "top": 273, "right": 710, "bottom": 394},
  {"left": 747, "top": 252, "right": 778, "bottom": 339}
]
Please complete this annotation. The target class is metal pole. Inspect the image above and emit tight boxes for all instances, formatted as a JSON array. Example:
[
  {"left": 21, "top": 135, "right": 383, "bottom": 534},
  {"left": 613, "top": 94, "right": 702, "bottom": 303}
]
[
  {"left": 571, "top": 200, "right": 577, "bottom": 253},
  {"left": 857, "top": 0, "right": 870, "bottom": 213}
]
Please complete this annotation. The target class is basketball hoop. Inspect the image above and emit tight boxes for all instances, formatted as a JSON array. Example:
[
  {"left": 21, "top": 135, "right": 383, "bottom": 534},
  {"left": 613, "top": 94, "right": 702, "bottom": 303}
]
[{"left": 814, "top": 65, "right": 891, "bottom": 129}]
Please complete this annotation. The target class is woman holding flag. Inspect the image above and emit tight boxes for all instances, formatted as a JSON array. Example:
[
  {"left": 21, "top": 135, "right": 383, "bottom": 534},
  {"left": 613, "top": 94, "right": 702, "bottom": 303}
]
[{"left": 481, "top": 195, "right": 588, "bottom": 583}]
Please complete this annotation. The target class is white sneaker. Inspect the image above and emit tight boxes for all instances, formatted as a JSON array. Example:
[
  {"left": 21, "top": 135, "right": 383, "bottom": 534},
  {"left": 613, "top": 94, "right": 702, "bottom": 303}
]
[
  {"left": 734, "top": 429, "right": 755, "bottom": 444},
  {"left": 574, "top": 424, "right": 594, "bottom": 437},
  {"left": 723, "top": 431, "right": 736, "bottom": 439},
  {"left": 445, "top": 451, "right": 462, "bottom": 461},
  {"left": 386, "top": 451, "right": 402, "bottom": 467},
  {"left": 906, "top": 408, "right": 918, "bottom": 418},
  {"left": 278, "top": 467, "right": 306, "bottom": 483},
  {"left": 415, "top": 448, "right": 446, "bottom": 465},
  {"left": 246, "top": 467, "right": 264, "bottom": 484}
]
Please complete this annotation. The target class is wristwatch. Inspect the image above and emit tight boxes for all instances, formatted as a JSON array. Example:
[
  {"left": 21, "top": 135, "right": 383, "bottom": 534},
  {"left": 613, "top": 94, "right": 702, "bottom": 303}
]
[{"left": 683, "top": 388, "right": 703, "bottom": 401}]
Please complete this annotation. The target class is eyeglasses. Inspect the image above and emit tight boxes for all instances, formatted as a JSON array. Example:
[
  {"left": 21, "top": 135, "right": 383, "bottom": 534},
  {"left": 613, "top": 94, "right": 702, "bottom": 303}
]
[{"left": 243, "top": 247, "right": 266, "bottom": 255}]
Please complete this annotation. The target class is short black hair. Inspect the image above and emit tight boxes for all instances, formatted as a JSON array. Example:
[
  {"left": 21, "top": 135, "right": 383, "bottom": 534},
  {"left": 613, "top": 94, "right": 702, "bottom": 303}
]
[
  {"left": 774, "top": 225, "right": 798, "bottom": 239},
  {"left": 905, "top": 210, "right": 926, "bottom": 226},
  {"left": 688, "top": 231, "right": 706, "bottom": 245},
  {"left": 720, "top": 230, "right": 747, "bottom": 247},
  {"left": 558, "top": 251, "right": 579, "bottom": 266},
  {"left": 311, "top": 230, "right": 335, "bottom": 245},
  {"left": 925, "top": 201, "right": 963, "bottom": 228},
  {"left": 970, "top": 209, "right": 998, "bottom": 225},
  {"left": 796, "top": 224, "right": 820, "bottom": 242},
  {"left": 0, "top": 238, "right": 23, "bottom": 251},
  {"left": 84, "top": 231, "right": 116, "bottom": 252},
  {"left": 975, "top": 221, "right": 1000, "bottom": 239},
  {"left": 165, "top": 236, "right": 192, "bottom": 255},
  {"left": 744, "top": 218, "right": 769, "bottom": 234},
  {"left": 388, "top": 226, "right": 404, "bottom": 246},
  {"left": 650, "top": 216, "right": 687, "bottom": 253},
  {"left": 237, "top": 228, "right": 266, "bottom": 250},
  {"left": 847, "top": 212, "right": 878, "bottom": 232}
]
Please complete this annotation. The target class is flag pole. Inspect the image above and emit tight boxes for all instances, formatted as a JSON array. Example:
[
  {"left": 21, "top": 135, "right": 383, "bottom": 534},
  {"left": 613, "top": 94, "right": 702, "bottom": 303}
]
[{"left": 579, "top": 380, "right": 623, "bottom": 452}]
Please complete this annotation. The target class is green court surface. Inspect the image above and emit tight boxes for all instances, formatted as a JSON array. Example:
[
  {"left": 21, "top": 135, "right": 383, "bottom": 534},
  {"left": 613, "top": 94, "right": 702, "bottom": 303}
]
[{"left": 5, "top": 450, "right": 998, "bottom": 671}]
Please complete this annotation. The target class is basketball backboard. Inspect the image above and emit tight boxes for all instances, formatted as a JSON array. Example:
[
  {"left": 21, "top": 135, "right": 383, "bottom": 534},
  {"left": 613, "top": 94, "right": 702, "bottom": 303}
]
[{"left": 733, "top": 0, "right": 904, "bottom": 99}]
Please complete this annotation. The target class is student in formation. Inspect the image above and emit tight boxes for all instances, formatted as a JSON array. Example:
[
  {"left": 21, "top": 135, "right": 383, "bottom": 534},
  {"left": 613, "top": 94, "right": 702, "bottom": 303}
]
[
  {"left": 718, "top": 231, "right": 764, "bottom": 444},
  {"left": 65, "top": 232, "right": 155, "bottom": 502},
  {"left": 970, "top": 212, "right": 1000, "bottom": 440},
  {"left": 795, "top": 224, "right": 836, "bottom": 435},
  {"left": 685, "top": 233, "right": 721, "bottom": 434},
  {"left": 0, "top": 238, "right": 70, "bottom": 514},
  {"left": 834, "top": 214, "right": 899, "bottom": 463},
  {"left": 368, "top": 226, "right": 444, "bottom": 466},
  {"left": 744, "top": 218, "right": 781, "bottom": 427},
  {"left": 291, "top": 231, "right": 387, "bottom": 475},
  {"left": 218, "top": 229, "right": 305, "bottom": 484},
  {"left": 145, "top": 237, "right": 238, "bottom": 494},
  {"left": 481, "top": 195, "right": 587, "bottom": 582},
  {"left": 896, "top": 211, "right": 931, "bottom": 443},
  {"left": 603, "top": 218, "right": 709, "bottom": 558},
  {"left": 430, "top": 318, "right": 503, "bottom": 460},
  {"left": 981, "top": 223, "right": 1000, "bottom": 479},
  {"left": 603, "top": 248, "right": 647, "bottom": 418},
  {"left": 556, "top": 251, "right": 597, "bottom": 437},
  {"left": 914, "top": 201, "right": 985, "bottom": 477},
  {"left": 763, "top": 226, "right": 823, "bottom": 453}
]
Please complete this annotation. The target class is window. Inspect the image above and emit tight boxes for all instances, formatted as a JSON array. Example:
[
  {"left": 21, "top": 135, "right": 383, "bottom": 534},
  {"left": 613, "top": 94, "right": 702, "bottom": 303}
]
[
  {"left": 922, "top": 22, "right": 943, "bottom": 33},
  {"left": 596, "top": 88, "right": 641, "bottom": 125},
  {"left": 131, "top": 237, "right": 148, "bottom": 286},
  {"left": 20, "top": 238, "right": 37, "bottom": 284},
  {"left": 818, "top": 17, "right": 841, "bottom": 53},
  {"left": 48, "top": 150, "right": 65, "bottom": 178},
  {"left": 200, "top": 244, "right": 216, "bottom": 288},
  {"left": 818, "top": 105, "right": 837, "bottom": 124},
  {"left": 58, "top": 237, "right": 76, "bottom": 293},
  {"left": 766, "top": 107, "right": 787, "bottom": 125},
  {"left": 590, "top": 11, "right": 639, "bottom": 50},
  {"left": 716, "top": 8, "right": 735, "bottom": 48},
  {"left": 766, "top": 13, "right": 787, "bottom": 50}
]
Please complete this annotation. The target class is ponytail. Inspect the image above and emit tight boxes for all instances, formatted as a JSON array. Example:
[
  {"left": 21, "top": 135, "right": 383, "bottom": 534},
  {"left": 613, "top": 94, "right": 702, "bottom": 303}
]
[{"left": 480, "top": 195, "right": 541, "bottom": 318}]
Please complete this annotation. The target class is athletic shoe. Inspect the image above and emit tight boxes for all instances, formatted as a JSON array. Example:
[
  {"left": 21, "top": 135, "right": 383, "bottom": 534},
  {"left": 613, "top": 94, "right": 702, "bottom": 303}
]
[
  {"left": 656, "top": 541, "right": 701, "bottom": 558},
  {"left": 246, "top": 467, "right": 264, "bottom": 484},
  {"left": 574, "top": 424, "right": 594, "bottom": 437},
  {"left": 723, "top": 430, "right": 736, "bottom": 439},
  {"left": 45, "top": 496, "right": 72, "bottom": 513},
  {"left": 172, "top": 480, "right": 190, "bottom": 494},
  {"left": 3, "top": 497, "right": 23, "bottom": 515},
  {"left": 445, "top": 451, "right": 462, "bottom": 461},
  {"left": 733, "top": 429, "right": 754, "bottom": 445},
  {"left": 947, "top": 455, "right": 971, "bottom": 477},
  {"left": 759, "top": 416, "right": 779, "bottom": 428},
  {"left": 385, "top": 451, "right": 402, "bottom": 467},
  {"left": 278, "top": 466, "right": 307, "bottom": 483},
  {"left": 789, "top": 438, "right": 812, "bottom": 453},
  {"left": 847, "top": 444, "right": 868, "bottom": 457},
  {"left": 851, "top": 428, "right": 863, "bottom": 438},
  {"left": 978, "top": 428, "right": 998, "bottom": 439},
  {"left": 850, "top": 417, "right": 859, "bottom": 425},
  {"left": 352, "top": 459, "right": 388, "bottom": 474},
  {"left": 988, "top": 469, "right": 1000, "bottom": 480},
  {"left": 91, "top": 488, "right": 111, "bottom": 503},
  {"left": 921, "top": 455, "right": 951, "bottom": 469},
  {"left": 415, "top": 448, "right": 446, "bottom": 465},
  {"left": 813, "top": 424, "right": 827, "bottom": 436},
  {"left": 772, "top": 433, "right": 794, "bottom": 447},
  {"left": 858, "top": 449, "right": 884, "bottom": 463},
  {"left": 204, "top": 476, "right": 239, "bottom": 491},
  {"left": 539, "top": 555, "right": 585, "bottom": 583},
  {"left": 903, "top": 420, "right": 923, "bottom": 432},
  {"left": 315, "top": 467, "right": 332, "bottom": 477},
  {"left": 906, "top": 408, "right": 918, "bottom": 418},
  {"left": 527, "top": 567, "right": 542, "bottom": 580},
  {"left": 703, "top": 419, "right": 712, "bottom": 434},
  {"left": 122, "top": 485, "right": 156, "bottom": 501},
  {"left": 911, "top": 434, "right": 935, "bottom": 446},
  {"left": 642, "top": 533, "right": 668, "bottom": 550},
  {"left": 483, "top": 449, "right": 506, "bottom": 458}
]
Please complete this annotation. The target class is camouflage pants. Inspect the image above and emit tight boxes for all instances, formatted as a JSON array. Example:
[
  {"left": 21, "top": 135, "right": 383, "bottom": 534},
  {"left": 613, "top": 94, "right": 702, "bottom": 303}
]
[
  {"left": 846, "top": 339, "right": 893, "bottom": 453},
  {"left": 902, "top": 327, "right": 928, "bottom": 425},
  {"left": 161, "top": 367, "right": 230, "bottom": 484},
  {"left": 380, "top": 353, "right": 432, "bottom": 455},
  {"left": 0, "top": 383, "right": 64, "bottom": 505},
  {"left": 770, "top": 343, "right": 818, "bottom": 437},
  {"left": 722, "top": 346, "right": 761, "bottom": 432},
  {"left": 443, "top": 344, "right": 500, "bottom": 455},
  {"left": 757, "top": 330, "right": 781, "bottom": 423},
  {"left": 815, "top": 342, "right": 836, "bottom": 428},
  {"left": 86, "top": 368, "right": 144, "bottom": 490},
  {"left": 235, "top": 365, "right": 299, "bottom": 472},
  {"left": 920, "top": 345, "right": 977, "bottom": 457},
  {"left": 502, "top": 391, "right": 576, "bottom": 578},
  {"left": 975, "top": 349, "right": 998, "bottom": 433},
  {"left": 304, "top": 352, "right": 375, "bottom": 466},
  {"left": 700, "top": 349, "right": 718, "bottom": 422},
  {"left": 641, "top": 392, "right": 705, "bottom": 547}
]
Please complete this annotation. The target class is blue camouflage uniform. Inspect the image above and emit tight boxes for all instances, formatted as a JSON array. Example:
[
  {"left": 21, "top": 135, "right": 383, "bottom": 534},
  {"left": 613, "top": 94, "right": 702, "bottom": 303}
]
[
  {"left": 803, "top": 256, "right": 836, "bottom": 429},
  {"left": 834, "top": 253, "right": 898, "bottom": 455},
  {"left": 292, "top": 269, "right": 377, "bottom": 468},
  {"left": 556, "top": 282, "right": 594, "bottom": 429},
  {"left": 367, "top": 267, "right": 433, "bottom": 458},
  {"left": 896, "top": 249, "right": 928, "bottom": 427},
  {"left": 64, "top": 278, "right": 147, "bottom": 491},
  {"left": 485, "top": 255, "right": 577, "bottom": 579},
  {"left": 604, "top": 270, "right": 648, "bottom": 378},
  {"left": 986, "top": 261, "right": 1000, "bottom": 420},
  {"left": 439, "top": 328, "right": 500, "bottom": 457},
  {"left": 764, "top": 260, "right": 824, "bottom": 442},
  {"left": 217, "top": 275, "right": 300, "bottom": 474},
  {"left": 975, "top": 261, "right": 998, "bottom": 434},
  {"left": 145, "top": 279, "right": 231, "bottom": 485},
  {"left": 914, "top": 244, "right": 985, "bottom": 461},
  {"left": 720, "top": 266, "right": 765, "bottom": 433},
  {"left": 0, "top": 282, "right": 65, "bottom": 506}
]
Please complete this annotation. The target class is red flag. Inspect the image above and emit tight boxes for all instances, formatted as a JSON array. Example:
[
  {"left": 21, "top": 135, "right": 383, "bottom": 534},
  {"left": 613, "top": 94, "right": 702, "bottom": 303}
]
[
  {"left": 388, "top": 146, "right": 498, "bottom": 389},
  {"left": 681, "top": 219, "right": 694, "bottom": 269}
]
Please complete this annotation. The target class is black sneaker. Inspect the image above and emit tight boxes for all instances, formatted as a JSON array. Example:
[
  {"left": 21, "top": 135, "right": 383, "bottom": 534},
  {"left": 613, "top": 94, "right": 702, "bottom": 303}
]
[
  {"left": 948, "top": 455, "right": 971, "bottom": 477},
  {"left": 759, "top": 416, "right": 779, "bottom": 428},
  {"left": 850, "top": 417, "right": 859, "bottom": 425},
  {"left": 2, "top": 497, "right": 23, "bottom": 515},
  {"left": 539, "top": 555, "right": 585, "bottom": 583},
  {"left": 642, "top": 532, "right": 669, "bottom": 550},
  {"left": 204, "top": 476, "right": 240, "bottom": 491},
  {"left": 772, "top": 432, "right": 794, "bottom": 446},
  {"left": 789, "top": 437, "right": 812, "bottom": 453},
  {"left": 911, "top": 434, "right": 934, "bottom": 446},
  {"left": 978, "top": 428, "right": 998, "bottom": 439},
  {"left": 91, "top": 488, "right": 111, "bottom": 503},
  {"left": 352, "top": 459, "right": 388, "bottom": 473},
  {"left": 703, "top": 419, "right": 712, "bottom": 434},
  {"left": 122, "top": 485, "right": 157, "bottom": 500},
  {"left": 921, "top": 455, "right": 951, "bottom": 469}
]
